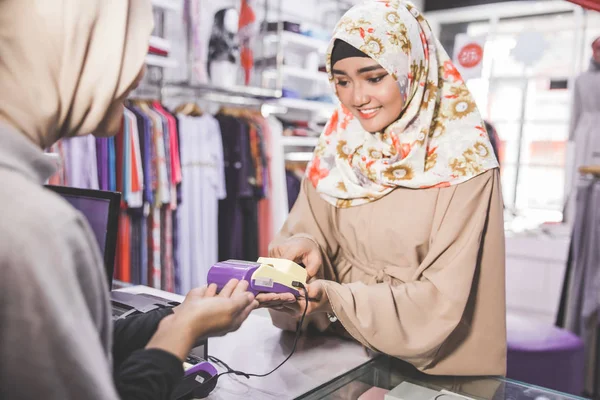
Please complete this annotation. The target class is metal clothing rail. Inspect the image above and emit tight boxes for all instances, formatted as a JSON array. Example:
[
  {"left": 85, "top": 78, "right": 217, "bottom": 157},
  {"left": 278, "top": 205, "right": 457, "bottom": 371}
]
[
  {"left": 163, "top": 81, "right": 281, "bottom": 100},
  {"left": 161, "top": 83, "right": 288, "bottom": 116}
]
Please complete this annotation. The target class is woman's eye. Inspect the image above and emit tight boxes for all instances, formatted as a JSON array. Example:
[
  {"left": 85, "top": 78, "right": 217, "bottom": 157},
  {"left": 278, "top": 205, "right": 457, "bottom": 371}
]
[
  {"left": 368, "top": 75, "right": 386, "bottom": 84},
  {"left": 336, "top": 80, "right": 349, "bottom": 87}
]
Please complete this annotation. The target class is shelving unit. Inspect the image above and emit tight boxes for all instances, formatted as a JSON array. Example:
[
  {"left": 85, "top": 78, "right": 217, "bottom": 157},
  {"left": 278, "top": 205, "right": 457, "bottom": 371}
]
[
  {"left": 163, "top": 82, "right": 281, "bottom": 100},
  {"left": 145, "top": 54, "right": 178, "bottom": 69},
  {"left": 270, "top": 97, "right": 336, "bottom": 114},
  {"left": 263, "top": 66, "right": 329, "bottom": 83},
  {"left": 281, "top": 136, "right": 320, "bottom": 147},
  {"left": 285, "top": 152, "right": 315, "bottom": 162},
  {"left": 151, "top": 0, "right": 182, "bottom": 12},
  {"left": 261, "top": 31, "right": 329, "bottom": 54},
  {"left": 141, "top": 0, "right": 350, "bottom": 234},
  {"left": 149, "top": 36, "right": 170, "bottom": 51},
  {"left": 145, "top": 2, "right": 180, "bottom": 70},
  {"left": 257, "top": 25, "right": 334, "bottom": 120}
]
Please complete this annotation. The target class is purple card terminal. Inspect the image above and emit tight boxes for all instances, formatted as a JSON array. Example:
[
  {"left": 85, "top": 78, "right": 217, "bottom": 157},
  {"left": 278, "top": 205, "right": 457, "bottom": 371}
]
[{"left": 207, "top": 257, "right": 307, "bottom": 296}]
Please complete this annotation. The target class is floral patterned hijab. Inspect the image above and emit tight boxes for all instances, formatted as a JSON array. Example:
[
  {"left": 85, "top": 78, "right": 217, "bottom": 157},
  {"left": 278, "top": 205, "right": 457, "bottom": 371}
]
[{"left": 306, "top": 0, "right": 499, "bottom": 208}]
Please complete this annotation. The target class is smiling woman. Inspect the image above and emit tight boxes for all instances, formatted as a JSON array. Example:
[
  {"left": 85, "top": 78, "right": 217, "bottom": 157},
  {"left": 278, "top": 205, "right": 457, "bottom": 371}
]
[
  {"left": 331, "top": 40, "right": 405, "bottom": 133},
  {"left": 263, "top": 0, "right": 507, "bottom": 377}
]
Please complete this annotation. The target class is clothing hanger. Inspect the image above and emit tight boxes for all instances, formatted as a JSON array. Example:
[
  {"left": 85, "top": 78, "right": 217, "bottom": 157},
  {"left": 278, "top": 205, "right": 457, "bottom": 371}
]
[
  {"left": 218, "top": 106, "right": 245, "bottom": 118},
  {"left": 579, "top": 165, "right": 600, "bottom": 177},
  {"left": 285, "top": 160, "right": 309, "bottom": 172},
  {"left": 174, "top": 102, "right": 203, "bottom": 117},
  {"left": 218, "top": 106, "right": 262, "bottom": 119},
  {"left": 129, "top": 98, "right": 153, "bottom": 107}
]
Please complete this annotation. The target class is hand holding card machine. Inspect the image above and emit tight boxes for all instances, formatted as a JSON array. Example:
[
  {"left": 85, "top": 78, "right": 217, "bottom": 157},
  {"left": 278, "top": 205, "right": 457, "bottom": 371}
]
[
  {"left": 207, "top": 257, "right": 308, "bottom": 296},
  {"left": 110, "top": 291, "right": 218, "bottom": 399}
]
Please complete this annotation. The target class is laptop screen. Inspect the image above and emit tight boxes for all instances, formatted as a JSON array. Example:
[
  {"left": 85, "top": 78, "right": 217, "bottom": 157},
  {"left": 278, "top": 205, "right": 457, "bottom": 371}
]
[
  {"left": 45, "top": 185, "right": 120, "bottom": 289},
  {"left": 62, "top": 195, "right": 111, "bottom": 253}
]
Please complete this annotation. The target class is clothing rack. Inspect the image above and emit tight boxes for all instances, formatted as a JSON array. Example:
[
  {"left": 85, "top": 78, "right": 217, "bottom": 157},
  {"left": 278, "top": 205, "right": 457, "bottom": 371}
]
[{"left": 161, "top": 84, "right": 288, "bottom": 117}]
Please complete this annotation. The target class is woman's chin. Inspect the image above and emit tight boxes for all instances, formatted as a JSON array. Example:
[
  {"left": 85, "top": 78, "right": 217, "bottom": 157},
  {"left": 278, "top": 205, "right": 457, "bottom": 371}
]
[{"left": 358, "top": 119, "right": 389, "bottom": 134}]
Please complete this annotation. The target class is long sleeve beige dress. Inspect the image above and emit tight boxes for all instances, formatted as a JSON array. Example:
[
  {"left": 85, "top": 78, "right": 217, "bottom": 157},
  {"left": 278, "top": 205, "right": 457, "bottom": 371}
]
[{"left": 269, "top": 168, "right": 506, "bottom": 376}]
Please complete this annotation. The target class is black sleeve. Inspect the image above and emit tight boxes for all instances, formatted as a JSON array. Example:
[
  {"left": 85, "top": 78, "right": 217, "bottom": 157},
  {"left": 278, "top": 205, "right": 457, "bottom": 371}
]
[
  {"left": 112, "top": 308, "right": 174, "bottom": 369},
  {"left": 115, "top": 349, "right": 184, "bottom": 400},
  {"left": 113, "top": 308, "right": 184, "bottom": 400}
]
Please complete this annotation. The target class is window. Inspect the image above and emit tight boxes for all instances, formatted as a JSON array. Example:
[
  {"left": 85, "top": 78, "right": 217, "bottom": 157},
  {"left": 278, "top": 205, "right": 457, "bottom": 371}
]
[{"left": 439, "top": 9, "right": 588, "bottom": 225}]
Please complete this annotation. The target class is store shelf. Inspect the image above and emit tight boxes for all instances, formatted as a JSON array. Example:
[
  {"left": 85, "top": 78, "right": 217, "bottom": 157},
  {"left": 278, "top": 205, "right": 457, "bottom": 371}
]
[
  {"left": 281, "top": 136, "right": 319, "bottom": 147},
  {"left": 151, "top": 0, "right": 183, "bottom": 12},
  {"left": 285, "top": 152, "right": 314, "bottom": 162},
  {"left": 271, "top": 97, "right": 337, "bottom": 113},
  {"left": 264, "top": 66, "right": 329, "bottom": 83},
  {"left": 149, "top": 36, "right": 171, "bottom": 52},
  {"left": 145, "top": 54, "right": 178, "bottom": 68},
  {"left": 163, "top": 81, "right": 281, "bottom": 99},
  {"left": 262, "top": 31, "right": 329, "bottom": 54}
]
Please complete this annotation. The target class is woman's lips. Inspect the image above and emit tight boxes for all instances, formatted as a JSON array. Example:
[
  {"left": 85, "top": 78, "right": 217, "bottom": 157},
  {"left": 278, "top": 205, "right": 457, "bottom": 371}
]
[{"left": 357, "top": 107, "right": 382, "bottom": 119}]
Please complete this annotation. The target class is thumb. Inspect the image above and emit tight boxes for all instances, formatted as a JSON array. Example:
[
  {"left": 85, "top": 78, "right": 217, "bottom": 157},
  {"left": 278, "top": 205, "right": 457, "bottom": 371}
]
[
  {"left": 303, "top": 251, "right": 322, "bottom": 279},
  {"left": 281, "top": 247, "right": 303, "bottom": 264},
  {"left": 268, "top": 243, "right": 284, "bottom": 258}
]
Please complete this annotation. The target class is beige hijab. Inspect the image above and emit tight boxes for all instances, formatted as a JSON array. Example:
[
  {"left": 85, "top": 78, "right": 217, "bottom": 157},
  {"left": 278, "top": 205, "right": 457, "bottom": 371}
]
[{"left": 0, "top": 0, "right": 154, "bottom": 149}]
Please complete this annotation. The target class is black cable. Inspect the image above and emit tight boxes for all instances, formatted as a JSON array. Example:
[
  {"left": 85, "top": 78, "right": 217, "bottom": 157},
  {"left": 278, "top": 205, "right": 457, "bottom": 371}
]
[{"left": 205, "top": 281, "right": 310, "bottom": 385}]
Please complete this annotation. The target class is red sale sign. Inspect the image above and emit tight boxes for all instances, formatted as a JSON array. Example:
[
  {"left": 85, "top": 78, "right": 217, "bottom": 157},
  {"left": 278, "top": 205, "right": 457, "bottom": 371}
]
[
  {"left": 453, "top": 34, "right": 486, "bottom": 80},
  {"left": 458, "top": 43, "right": 484, "bottom": 69}
]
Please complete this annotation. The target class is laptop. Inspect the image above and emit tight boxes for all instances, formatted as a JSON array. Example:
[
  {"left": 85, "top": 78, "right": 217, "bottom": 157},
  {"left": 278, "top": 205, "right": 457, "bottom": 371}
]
[{"left": 45, "top": 185, "right": 120, "bottom": 289}]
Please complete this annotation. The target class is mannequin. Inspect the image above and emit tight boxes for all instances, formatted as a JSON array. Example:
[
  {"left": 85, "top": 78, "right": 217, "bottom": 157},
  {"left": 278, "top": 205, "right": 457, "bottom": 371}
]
[
  {"left": 565, "top": 37, "right": 600, "bottom": 222},
  {"left": 208, "top": 8, "right": 240, "bottom": 88}
]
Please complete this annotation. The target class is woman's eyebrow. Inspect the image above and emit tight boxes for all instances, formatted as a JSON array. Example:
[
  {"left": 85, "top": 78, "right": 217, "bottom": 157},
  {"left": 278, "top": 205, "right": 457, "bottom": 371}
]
[
  {"left": 357, "top": 65, "right": 384, "bottom": 74},
  {"left": 332, "top": 69, "right": 348, "bottom": 75}
]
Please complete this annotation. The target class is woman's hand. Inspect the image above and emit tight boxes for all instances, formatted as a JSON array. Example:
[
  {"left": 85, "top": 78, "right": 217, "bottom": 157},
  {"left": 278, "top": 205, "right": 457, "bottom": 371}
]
[
  {"left": 258, "top": 237, "right": 323, "bottom": 309},
  {"left": 269, "top": 236, "right": 322, "bottom": 279},
  {"left": 146, "top": 280, "right": 258, "bottom": 360},
  {"left": 268, "top": 281, "right": 332, "bottom": 318}
]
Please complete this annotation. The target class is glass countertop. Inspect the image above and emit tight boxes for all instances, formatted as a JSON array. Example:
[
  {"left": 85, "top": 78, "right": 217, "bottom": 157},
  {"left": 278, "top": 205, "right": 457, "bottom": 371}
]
[{"left": 296, "top": 356, "right": 586, "bottom": 400}]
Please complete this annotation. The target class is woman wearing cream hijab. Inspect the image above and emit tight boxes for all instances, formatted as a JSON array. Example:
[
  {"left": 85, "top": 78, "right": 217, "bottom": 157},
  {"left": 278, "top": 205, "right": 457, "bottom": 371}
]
[
  {"left": 260, "top": 0, "right": 506, "bottom": 376},
  {"left": 0, "top": 1, "right": 257, "bottom": 399}
]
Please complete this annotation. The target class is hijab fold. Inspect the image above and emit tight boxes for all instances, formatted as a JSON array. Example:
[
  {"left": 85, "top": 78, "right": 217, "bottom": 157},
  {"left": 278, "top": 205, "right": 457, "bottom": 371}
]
[
  {"left": 307, "top": 0, "right": 498, "bottom": 208},
  {"left": 0, "top": 0, "right": 154, "bottom": 149}
]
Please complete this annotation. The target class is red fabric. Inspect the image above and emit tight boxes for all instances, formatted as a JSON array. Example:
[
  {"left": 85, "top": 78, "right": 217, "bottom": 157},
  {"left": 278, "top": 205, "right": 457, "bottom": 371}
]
[
  {"left": 114, "top": 117, "right": 133, "bottom": 283},
  {"left": 241, "top": 47, "right": 254, "bottom": 86},
  {"left": 116, "top": 212, "right": 131, "bottom": 282},
  {"left": 130, "top": 128, "right": 141, "bottom": 192},
  {"left": 116, "top": 119, "right": 124, "bottom": 194},
  {"left": 238, "top": 0, "right": 256, "bottom": 28},
  {"left": 238, "top": 0, "right": 256, "bottom": 85},
  {"left": 152, "top": 102, "right": 182, "bottom": 187},
  {"left": 567, "top": 0, "right": 600, "bottom": 10},
  {"left": 146, "top": 212, "right": 154, "bottom": 286},
  {"left": 148, "top": 46, "right": 169, "bottom": 57}
]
